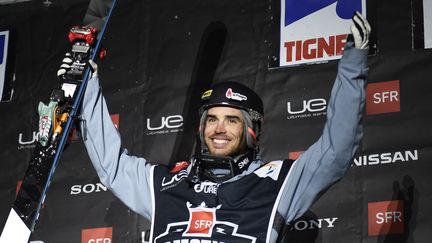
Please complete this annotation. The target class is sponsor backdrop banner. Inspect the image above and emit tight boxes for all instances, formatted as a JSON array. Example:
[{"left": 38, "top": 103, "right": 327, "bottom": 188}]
[
  {"left": 1, "top": 0, "right": 432, "bottom": 242},
  {"left": 279, "top": 0, "right": 366, "bottom": 66}
]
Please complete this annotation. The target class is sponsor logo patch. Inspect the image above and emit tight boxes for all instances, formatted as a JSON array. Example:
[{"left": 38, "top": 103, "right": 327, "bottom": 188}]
[
  {"left": 194, "top": 182, "right": 219, "bottom": 195},
  {"left": 280, "top": 0, "right": 366, "bottom": 66},
  {"left": 225, "top": 88, "right": 247, "bottom": 101},
  {"left": 201, "top": 89, "right": 213, "bottom": 100},
  {"left": 146, "top": 114, "right": 183, "bottom": 136},
  {"left": 353, "top": 150, "right": 418, "bottom": 167},
  {"left": 368, "top": 200, "right": 404, "bottom": 236},
  {"left": 287, "top": 98, "right": 327, "bottom": 119},
  {"left": 254, "top": 160, "right": 283, "bottom": 181},
  {"left": 81, "top": 227, "right": 112, "bottom": 243},
  {"left": 153, "top": 202, "right": 256, "bottom": 242},
  {"left": 366, "top": 80, "right": 401, "bottom": 115},
  {"left": 161, "top": 169, "right": 189, "bottom": 191},
  {"left": 170, "top": 161, "right": 190, "bottom": 173}
]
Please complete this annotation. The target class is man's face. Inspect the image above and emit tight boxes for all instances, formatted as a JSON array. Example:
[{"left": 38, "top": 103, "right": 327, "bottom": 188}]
[{"left": 204, "top": 106, "right": 246, "bottom": 156}]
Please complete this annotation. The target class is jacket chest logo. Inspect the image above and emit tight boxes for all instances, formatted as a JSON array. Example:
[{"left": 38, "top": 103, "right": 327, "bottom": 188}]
[{"left": 153, "top": 202, "right": 257, "bottom": 242}]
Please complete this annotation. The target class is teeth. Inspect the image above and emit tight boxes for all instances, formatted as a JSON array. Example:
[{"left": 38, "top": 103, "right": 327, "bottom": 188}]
[{"left": 213, "top": 139, "right": 228, "bottom": 144}]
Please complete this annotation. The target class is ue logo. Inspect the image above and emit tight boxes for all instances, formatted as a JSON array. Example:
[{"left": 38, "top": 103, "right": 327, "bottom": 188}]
[{"left": 285, "top": 0, "right": 362, "bottom": 26}]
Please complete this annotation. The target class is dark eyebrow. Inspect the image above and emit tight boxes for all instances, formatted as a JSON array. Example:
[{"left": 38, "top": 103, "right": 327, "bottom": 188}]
[
  {"left": 206, "top": 114, "right": 242, "bottom": 121},
  {"left": 225, "top": 115, "right": 242, "bottom": 121}
]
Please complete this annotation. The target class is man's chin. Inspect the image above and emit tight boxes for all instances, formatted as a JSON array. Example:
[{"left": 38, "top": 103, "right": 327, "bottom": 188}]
[{"left": 209, "top": 150, "right": 230, "bottom": 157}]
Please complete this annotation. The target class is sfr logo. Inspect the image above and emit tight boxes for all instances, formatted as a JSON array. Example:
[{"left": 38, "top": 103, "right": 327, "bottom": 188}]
[
  {"left": 366, "top": 80, "right": 400, "bottom": 115},
  {"left": 82, "top": 227, "right": 112, "bottom": 243},
  {"left": 368, "top": 200, "right": 404, "bottom": 236}
]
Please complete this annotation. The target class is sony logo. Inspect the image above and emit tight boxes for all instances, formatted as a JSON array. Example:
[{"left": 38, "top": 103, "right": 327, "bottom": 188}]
[
  {"left": 70, "top": 183, "right": 107, "bottom": 195},
  {"left": 291, "top": 217, "right": 338, "bottom": 231}
]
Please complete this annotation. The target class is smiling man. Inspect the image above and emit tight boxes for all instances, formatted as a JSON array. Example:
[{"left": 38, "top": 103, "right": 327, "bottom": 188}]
[
  {"left": 204, "top": 106, "right": 246, "bottom": 156},
  {"left": 75, "top": 12, "right": 371, "bottom": 243}
]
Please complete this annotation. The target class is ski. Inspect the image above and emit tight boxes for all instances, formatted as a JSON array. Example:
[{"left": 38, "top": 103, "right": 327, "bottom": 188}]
[{"left": 0, "top": 0, "right": 117, "bottom": 242}]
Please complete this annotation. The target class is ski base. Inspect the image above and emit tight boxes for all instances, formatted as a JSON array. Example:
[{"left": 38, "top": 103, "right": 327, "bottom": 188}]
[{"left": 0, "top": 209, "right": 31, "bottom": 243}]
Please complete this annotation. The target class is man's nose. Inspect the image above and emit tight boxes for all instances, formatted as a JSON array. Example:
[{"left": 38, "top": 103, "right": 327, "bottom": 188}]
[{"left": 215, "top": 121, "right": 226, "bottom": 133}]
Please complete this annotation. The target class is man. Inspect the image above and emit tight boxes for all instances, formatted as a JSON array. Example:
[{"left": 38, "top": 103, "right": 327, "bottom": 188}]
[{"left": 70, "top": 12, "right": 370, "bottom": 243}]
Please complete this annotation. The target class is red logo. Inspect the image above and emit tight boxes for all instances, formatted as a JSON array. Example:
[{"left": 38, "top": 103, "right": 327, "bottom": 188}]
[
  {"left": 368, "top": 200, "right": 404, "bottom": 236},
  {"left": 284, "top": 34, "right": 347, "bottom": 62},
  {"left": 226, "top": 88, "right": 233, "bottom": 99},
  {"left": 170, "top": 161, "right": 190, "bottom": 173},
  {"left": 110, "top": 114, "right": 120, "bottom": 130},
  {"left": 82, "top": 227, "right": 112, "bottom": 243},
  {"left": 288, "top": 151, "right": 304, "bottom": 160},
  {"left": 185, "top": 203, "right": 217, "bottom": 237},
  {"left": 16, "top": 180, "right": 22, "bottom": 196},
  {"left": 225, "top": 88, "right": 247, "bottom": 101},
  {"left": 366, "top": 80, "right": 400, "bottom": 115}
]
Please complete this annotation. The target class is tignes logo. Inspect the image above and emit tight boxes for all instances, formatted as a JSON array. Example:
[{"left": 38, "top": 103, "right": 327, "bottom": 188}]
[
  {"left": 17, "top": 114, "right": 119, "bottom": 150},
  {"left": 283, "top": 34, "right": 347, "bottom": 63},
  {"left": 368, "top": 200, "right": 404, "bottom": 236},
  {"left": 82, "top": 227, "right": 112, "bottom": 243},
  {"left": 146, "top": 114, "right": 183, "bottom": 135},
  {"left": 366, "top": 80, "right": 400, "bottom": 115},
  {"left": 287, "top": 98, "right": 327, "bottom": 119},
  {"left": 352, "top": 150, "right": 418, "bottom": 167},
  {"left": 280, "top": 0, "right": 366, "bottom": 66}
]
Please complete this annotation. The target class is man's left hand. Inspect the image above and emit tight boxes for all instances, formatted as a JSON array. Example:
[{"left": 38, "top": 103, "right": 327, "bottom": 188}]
[{"left": 350, "top": 11, "right": 371, "bottom": 49}]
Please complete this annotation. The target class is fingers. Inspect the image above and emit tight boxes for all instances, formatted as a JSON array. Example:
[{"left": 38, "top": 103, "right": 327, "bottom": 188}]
[
  {"left": 57, "top": 53, "right": 98, "bottom": 79},
  {"left": 350, "top": 11, "right": 371, "bottom": 49},
  {"left": 57, "top": 53, "right": 73, "bottom": 77},
  {"left": 88, "top": 59, "right": 98, "bottom": 78}
]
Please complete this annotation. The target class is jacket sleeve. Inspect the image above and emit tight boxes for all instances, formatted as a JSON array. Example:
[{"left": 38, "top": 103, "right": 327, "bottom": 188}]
[
  {"left": 80, "top": 75, "right": 154, "bottom": 220},
  {"left": 277, "top": 41, "right": 368, "bottom": 223}
]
